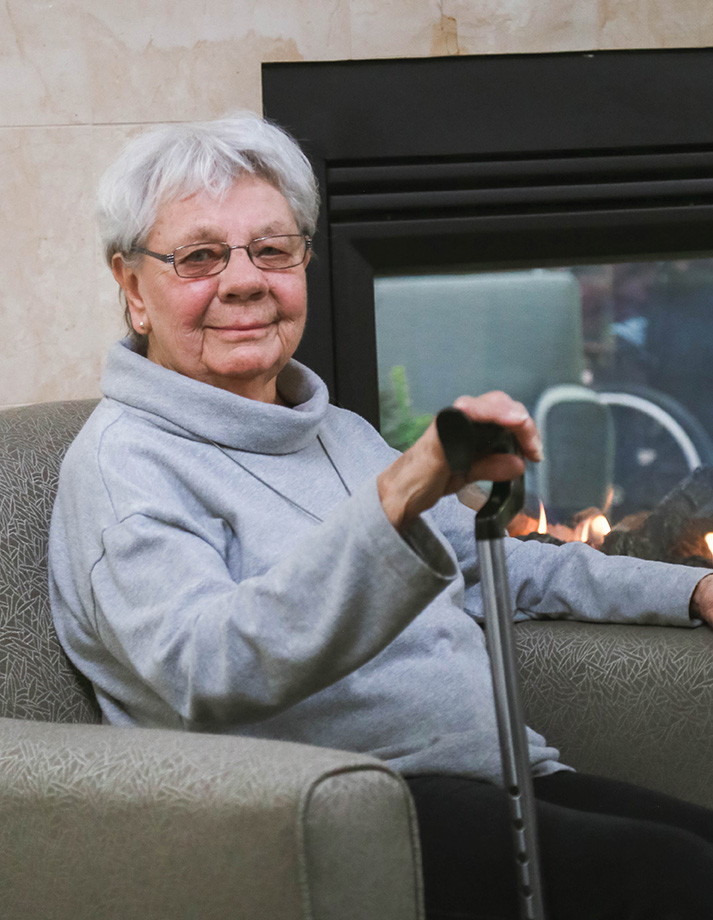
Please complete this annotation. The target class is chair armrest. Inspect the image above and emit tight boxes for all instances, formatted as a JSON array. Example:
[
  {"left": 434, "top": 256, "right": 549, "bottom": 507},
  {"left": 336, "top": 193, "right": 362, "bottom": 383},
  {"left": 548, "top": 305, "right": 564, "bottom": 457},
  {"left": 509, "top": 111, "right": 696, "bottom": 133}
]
[
  {"left": 516, "top": 620, "right": 713, "bottom": 808},
  {"left": 0, "top": 718, "right": 423, "bottom": 920}
]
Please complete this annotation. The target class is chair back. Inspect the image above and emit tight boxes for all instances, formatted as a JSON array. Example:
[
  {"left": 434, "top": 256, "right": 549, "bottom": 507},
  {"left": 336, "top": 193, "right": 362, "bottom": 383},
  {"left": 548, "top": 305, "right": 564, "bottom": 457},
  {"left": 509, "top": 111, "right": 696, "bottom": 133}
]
[
  {"left": 0, "top": 400, "right": 101, "bottom": 723},
  {"left": 375, "top": 269, "right": 585, "bottom": 418}
]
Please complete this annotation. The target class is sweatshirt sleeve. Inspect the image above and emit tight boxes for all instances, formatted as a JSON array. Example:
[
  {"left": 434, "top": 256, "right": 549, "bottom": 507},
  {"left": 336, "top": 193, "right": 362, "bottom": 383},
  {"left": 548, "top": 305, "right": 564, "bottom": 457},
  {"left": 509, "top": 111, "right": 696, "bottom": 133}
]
[
  {"left": 502, "top": 536, "right": 707, "bottom": 627},
  {"left": 430, "top": 492, "right": 709, "bottom": 628},
  {"left": 76, "top": 478, "right": 457, "bottom": 726}
]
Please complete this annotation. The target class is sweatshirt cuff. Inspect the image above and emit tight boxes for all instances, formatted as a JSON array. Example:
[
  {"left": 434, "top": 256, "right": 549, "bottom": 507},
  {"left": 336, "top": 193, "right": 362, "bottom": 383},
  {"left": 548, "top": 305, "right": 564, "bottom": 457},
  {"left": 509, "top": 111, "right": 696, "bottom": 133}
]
[
  {"left": 611, "top": 555, "right": 711, "bottom": 627},
  {"left": 356, "top": 477, "right": 459, "bottom": 586}
]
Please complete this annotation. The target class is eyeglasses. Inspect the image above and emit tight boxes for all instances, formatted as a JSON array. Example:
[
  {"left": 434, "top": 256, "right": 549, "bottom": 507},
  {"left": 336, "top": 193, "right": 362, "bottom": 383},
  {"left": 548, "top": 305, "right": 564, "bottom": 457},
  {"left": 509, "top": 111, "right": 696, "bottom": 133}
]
[{"left": 131, "top": 234, "right": 312, "bottom": 278}]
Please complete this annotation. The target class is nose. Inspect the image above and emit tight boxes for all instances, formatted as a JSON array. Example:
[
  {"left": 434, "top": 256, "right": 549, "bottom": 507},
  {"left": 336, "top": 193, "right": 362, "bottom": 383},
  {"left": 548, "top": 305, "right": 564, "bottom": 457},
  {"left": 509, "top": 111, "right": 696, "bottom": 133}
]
[{"left": 216, "top": 246, "right": 269, "bottom": 301}]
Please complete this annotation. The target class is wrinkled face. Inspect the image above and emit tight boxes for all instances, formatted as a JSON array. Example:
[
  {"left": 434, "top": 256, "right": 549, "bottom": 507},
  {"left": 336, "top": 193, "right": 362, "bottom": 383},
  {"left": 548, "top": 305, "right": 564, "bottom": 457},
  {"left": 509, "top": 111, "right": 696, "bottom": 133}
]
[{"left": 113, "top": 175, "right": 309, "bottom": 403}]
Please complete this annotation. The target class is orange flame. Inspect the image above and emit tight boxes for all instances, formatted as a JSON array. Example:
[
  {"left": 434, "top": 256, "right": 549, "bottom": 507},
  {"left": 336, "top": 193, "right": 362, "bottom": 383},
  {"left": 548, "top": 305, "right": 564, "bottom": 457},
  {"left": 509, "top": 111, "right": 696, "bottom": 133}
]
[
  {"left": 705, "top": 533, "right": 713, "bottom": 558},
  {"left": 535, "top": 502, "right": 610, "bottom": 547},
  {"left": 537, "top": 502, "right": 548, "bottom": 534},
  {"left": 584, "top": 513, "right": 611, "bottom": 547}
]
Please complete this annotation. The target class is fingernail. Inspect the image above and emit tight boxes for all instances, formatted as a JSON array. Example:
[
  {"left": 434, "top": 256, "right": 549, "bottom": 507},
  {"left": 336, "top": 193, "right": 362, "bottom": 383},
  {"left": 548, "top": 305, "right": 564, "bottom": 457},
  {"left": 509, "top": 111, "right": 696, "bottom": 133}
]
[{"left": 510, "top": 409, "right": 531, "bottom": 423}]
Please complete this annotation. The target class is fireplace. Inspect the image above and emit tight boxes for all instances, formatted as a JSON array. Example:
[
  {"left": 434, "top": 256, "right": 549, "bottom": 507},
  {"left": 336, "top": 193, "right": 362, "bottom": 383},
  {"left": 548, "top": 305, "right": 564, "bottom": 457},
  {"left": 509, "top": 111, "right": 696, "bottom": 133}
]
[{"left": 262, "top": 50, "right": 713, "bottom": 549}]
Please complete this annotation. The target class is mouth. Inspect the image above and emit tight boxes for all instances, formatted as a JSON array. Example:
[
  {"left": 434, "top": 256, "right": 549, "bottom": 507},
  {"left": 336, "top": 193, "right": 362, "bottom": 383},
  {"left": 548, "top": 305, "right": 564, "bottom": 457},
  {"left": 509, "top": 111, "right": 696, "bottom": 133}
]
[{"left": 209, "top": 321, "right": 273, "bottom": 337}]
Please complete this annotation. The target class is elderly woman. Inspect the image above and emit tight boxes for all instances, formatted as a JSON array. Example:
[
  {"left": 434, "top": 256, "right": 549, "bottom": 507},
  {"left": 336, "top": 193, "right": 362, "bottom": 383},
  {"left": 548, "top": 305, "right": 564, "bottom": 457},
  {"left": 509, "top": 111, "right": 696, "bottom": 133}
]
[{"left": 50, "top": 112, "right": 713, "bottom": 920}]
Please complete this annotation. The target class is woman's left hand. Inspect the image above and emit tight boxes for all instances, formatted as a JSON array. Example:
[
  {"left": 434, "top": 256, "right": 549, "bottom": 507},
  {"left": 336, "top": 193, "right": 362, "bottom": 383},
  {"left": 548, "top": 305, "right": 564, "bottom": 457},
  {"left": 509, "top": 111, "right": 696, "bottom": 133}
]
[{"left": 690, "top": 573, "right": 713, "bottom": 627}]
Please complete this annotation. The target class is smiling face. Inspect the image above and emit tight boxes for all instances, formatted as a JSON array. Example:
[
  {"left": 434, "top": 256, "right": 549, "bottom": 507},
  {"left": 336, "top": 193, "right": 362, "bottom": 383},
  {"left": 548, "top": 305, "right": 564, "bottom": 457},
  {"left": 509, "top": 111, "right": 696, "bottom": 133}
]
[{"left": 112, "top": 174, "right": 310, "bottom": 403}]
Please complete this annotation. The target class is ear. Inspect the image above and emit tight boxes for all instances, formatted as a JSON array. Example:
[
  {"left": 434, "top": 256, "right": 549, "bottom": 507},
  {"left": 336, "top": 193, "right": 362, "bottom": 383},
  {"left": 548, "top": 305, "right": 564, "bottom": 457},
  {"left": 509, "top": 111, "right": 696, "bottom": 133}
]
[{"left": 112, "top": 253, "right": 150, "bottom": 334}]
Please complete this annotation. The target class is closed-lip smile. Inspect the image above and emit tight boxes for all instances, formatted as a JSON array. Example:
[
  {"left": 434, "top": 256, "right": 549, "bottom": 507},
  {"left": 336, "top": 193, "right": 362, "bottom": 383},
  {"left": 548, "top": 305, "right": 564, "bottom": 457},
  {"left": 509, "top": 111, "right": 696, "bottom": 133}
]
[{"left": 210, "top": 320, "right": 272, "bottom": 333}]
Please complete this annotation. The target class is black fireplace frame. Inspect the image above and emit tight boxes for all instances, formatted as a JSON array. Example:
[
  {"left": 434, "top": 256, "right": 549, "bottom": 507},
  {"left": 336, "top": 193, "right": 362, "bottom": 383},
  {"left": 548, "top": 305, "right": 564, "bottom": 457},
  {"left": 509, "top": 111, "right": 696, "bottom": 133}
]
[{"left": 262, "top": 49, "right": 713, "bottom": 428}]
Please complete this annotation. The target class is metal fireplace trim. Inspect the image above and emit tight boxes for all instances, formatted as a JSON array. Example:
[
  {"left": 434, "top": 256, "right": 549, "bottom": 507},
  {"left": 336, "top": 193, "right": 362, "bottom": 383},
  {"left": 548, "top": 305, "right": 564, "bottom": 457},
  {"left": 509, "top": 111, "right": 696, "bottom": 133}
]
[{"left": 262, "top": 50, "right": 713, "bottom": 427}]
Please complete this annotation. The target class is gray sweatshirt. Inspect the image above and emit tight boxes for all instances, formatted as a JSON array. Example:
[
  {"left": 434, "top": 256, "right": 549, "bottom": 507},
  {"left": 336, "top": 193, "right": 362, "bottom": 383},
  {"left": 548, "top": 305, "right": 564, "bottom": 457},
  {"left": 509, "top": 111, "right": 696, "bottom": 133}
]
[{"left": 49, "top": 338, "right": 706, "bottom": 783}]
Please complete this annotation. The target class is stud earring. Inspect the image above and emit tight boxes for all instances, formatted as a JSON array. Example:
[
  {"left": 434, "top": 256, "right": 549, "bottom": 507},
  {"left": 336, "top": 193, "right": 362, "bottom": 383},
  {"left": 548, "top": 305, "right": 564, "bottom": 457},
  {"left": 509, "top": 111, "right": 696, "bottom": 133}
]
[{"left": 139, "top": 321, "right": 145, "bottom": 329}]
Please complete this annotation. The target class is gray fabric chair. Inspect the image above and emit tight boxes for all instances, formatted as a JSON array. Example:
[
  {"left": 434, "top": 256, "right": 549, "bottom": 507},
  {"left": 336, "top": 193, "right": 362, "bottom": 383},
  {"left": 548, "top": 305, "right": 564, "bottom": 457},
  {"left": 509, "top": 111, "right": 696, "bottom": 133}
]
[
  {"left": 2, "top": 400, "right": 713, "bottom": 919},
  {"left": 518, "top": 618, "right": 713, "bottom": 810},
  {"left": 0, "top": 400, "right": 423, "bottom": 920}
]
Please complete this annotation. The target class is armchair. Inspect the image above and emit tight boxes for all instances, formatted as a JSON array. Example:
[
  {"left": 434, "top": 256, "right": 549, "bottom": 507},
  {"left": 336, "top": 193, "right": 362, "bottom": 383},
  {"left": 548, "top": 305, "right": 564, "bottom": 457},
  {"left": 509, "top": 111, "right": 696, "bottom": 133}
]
[
  {"left": 0, "top": 400, "right": 422, "bottom": 920},
  {"left": 1, "top": 399, "right": 712, "bottom": 919}
]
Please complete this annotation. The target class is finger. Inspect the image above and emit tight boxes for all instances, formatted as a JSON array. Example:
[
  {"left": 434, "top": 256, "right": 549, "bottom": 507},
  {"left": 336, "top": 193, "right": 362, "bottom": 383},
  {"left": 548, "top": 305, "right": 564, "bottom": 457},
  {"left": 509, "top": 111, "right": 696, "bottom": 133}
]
[
  {"left": 453, "top": 392, "right": 543, "bottom": 462},
  {"left": 470, "top": 454, "right": 527, "bottom": 483}
]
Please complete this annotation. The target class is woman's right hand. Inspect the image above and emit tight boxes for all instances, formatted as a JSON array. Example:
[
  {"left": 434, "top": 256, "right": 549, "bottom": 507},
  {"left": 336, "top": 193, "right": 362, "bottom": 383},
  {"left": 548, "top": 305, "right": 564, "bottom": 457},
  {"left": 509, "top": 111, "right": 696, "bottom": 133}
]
[{"left": 377, "top": 391, "right": 543, "bottom": 533}]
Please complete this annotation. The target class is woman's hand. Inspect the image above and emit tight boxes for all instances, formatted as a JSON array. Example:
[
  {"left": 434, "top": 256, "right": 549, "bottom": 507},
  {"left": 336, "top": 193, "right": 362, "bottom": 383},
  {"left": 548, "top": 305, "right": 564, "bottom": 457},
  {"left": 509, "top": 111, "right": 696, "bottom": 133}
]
[
  {"left": 690, "top": 573, "right": 713, "bottom": 627},
  {"left": 377, "top": 391, "right": 543, "bottom": 532}
]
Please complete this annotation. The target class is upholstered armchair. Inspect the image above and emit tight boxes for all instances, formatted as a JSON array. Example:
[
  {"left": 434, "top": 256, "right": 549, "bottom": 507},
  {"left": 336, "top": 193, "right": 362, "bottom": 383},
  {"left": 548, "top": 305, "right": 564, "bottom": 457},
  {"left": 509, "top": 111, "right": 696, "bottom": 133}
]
[
  {"left": 0, "top": 400, "right": 422, "bottom": 920},
  {"left": 1, "top": 399, "right": 712, "bottom": 919}
]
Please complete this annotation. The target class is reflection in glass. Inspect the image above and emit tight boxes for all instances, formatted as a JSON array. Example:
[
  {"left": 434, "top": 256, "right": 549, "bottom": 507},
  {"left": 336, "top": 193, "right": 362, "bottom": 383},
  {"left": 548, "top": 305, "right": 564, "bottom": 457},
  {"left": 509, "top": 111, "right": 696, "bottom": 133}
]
[{"left": 375, "top": 259, "right": 713, "bottom": 527}]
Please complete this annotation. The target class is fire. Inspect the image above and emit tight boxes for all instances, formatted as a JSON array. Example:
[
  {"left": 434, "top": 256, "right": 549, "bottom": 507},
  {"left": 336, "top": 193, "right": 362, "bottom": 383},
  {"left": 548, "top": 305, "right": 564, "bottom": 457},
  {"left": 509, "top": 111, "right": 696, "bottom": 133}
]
[
  {"left": 526, "top": 502, "right": 611, "bottom": 547},
  {"left": 706, "top": 533, "right": 713, "bottom": 558},
  {"left": 537, "top": 502, "right": 548, "bottom": 534},
  {"left": 580, "top": 513, "right": 611, "bottom": 547},
  {"left": 507, "top": 491, "right": 713, "bottom": 565}
]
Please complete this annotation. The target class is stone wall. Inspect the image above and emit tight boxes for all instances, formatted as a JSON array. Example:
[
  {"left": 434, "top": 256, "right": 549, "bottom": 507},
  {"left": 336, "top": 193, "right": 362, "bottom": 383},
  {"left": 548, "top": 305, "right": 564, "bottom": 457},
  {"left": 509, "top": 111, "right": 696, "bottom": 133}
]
[{"left": 2, "top": 0, "right": 711, "bottom": 406}]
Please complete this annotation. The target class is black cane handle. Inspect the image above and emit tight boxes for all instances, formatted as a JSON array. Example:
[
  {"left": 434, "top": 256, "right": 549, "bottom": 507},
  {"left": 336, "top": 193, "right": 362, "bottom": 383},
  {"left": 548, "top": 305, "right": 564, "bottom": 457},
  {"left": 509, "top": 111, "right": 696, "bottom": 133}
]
[
  {"left": 435, "top": 408, "right": 525, "bottom": 539},
  {"left": 436, "top": 408, "right": 522, "bottom": 474}
]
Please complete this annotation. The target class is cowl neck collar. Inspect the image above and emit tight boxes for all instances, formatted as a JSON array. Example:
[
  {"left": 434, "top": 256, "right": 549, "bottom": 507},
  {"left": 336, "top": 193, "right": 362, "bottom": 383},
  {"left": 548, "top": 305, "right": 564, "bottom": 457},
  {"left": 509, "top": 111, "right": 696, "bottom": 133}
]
[{"left": 101, "top": 337, "right": 329, "bottom": 455}]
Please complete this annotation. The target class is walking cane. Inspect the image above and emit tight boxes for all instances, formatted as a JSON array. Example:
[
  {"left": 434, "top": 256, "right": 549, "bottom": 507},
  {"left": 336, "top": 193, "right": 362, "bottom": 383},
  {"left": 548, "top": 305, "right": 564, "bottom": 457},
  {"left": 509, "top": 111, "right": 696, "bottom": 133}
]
[{"left": 436, "top": 408, "right": 548, "bottom": 920}]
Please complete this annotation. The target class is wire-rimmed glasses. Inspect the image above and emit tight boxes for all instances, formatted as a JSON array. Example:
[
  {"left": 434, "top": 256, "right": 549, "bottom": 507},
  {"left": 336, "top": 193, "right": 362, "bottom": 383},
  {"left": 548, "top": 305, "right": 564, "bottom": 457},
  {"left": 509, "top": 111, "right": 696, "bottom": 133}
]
[{"left": 132, "top": 234, "right": 312, "bottom": 278}]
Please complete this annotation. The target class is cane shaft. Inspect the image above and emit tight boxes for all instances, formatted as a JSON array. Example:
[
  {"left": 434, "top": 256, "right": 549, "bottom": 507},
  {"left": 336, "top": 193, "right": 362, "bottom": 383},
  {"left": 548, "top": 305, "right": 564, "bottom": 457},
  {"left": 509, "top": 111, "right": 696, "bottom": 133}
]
[
  {"left": 479, "top": 538, "right": 547, "bottom": 920},
  {"left": 434, "top": 408, "right": 547, "bottom": 918}
]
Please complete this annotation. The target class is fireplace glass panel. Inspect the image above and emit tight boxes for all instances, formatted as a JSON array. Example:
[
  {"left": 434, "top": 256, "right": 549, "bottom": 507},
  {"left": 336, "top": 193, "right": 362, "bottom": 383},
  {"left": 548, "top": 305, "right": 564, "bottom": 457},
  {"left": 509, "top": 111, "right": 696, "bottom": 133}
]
[{"left": 375, "top": 258, "right": 713, "bottom": 527}]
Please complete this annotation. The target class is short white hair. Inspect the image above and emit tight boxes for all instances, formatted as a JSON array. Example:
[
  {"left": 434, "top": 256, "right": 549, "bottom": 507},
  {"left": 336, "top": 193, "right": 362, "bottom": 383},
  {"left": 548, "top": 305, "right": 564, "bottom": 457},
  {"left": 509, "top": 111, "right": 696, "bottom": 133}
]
[{"left": 97, "top": 111, "right": 320, "bottom": 266}]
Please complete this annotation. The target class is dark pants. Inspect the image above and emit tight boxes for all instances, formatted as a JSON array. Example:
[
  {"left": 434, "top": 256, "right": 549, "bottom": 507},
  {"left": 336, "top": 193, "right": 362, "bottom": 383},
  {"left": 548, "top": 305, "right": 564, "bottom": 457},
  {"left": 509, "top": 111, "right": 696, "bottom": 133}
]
[{"left": 406, "top": 771, "right": 713, "bottom": 920}]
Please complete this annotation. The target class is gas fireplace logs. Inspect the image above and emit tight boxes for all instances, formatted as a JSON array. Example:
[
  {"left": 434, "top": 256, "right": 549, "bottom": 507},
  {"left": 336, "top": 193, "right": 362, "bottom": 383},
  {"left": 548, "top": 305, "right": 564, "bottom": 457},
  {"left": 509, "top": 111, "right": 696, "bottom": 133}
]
[{"left": 512, "top": 467, "right": 713, "bottom": 569}]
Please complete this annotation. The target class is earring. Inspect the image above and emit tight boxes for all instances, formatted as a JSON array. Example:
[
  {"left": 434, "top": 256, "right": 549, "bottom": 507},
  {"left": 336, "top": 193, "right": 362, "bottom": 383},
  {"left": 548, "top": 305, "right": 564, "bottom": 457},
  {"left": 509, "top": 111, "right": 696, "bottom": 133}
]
[{"left": 139, "top": 321, "right": 145, "bottom": 330}]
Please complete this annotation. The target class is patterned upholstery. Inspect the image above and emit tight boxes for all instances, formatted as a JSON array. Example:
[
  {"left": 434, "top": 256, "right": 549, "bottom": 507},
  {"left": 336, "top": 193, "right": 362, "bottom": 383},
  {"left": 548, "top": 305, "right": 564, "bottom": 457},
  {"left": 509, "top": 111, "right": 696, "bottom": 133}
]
[
  {"left": 0, "top": 399, "right": 100, "bottom": 723},
  {"left": 517, "top": 620, "right": 713, "bottom": 809},
  {"left": 0, "top": 717, "right": 424, "bottom": 920}
]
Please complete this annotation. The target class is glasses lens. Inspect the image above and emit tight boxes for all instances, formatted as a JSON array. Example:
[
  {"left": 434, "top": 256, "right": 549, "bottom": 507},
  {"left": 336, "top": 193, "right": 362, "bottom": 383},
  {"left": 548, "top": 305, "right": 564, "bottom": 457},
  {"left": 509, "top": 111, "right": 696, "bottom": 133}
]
[
  {"left": 249, "top": 236, "right": 306, "bottom": 270},
  {"left": 174, "top": 242, "right": 229, "bottom": 278}
]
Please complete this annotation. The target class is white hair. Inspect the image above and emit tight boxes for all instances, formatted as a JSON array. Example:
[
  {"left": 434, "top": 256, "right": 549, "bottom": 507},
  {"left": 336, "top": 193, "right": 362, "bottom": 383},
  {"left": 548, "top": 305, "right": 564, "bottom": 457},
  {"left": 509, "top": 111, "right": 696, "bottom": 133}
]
[{"left": 96, "top": 111, "right": 320, "bottom": 266}]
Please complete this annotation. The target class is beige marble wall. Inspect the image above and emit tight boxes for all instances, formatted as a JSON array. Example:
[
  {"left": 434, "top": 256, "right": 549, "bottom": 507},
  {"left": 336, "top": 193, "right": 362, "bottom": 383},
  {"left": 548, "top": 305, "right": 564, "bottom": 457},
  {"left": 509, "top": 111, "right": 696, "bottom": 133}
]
[{"left": 2, "top": 0, "right": 712, "bottom": 406}]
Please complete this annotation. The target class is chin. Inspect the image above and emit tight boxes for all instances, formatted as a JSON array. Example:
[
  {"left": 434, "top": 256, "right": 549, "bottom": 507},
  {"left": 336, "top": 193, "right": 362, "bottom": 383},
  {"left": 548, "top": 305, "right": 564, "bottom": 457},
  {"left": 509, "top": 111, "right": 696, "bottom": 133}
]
[{"left": 205, "top": 356, "right": 289, "bottom": 397}]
